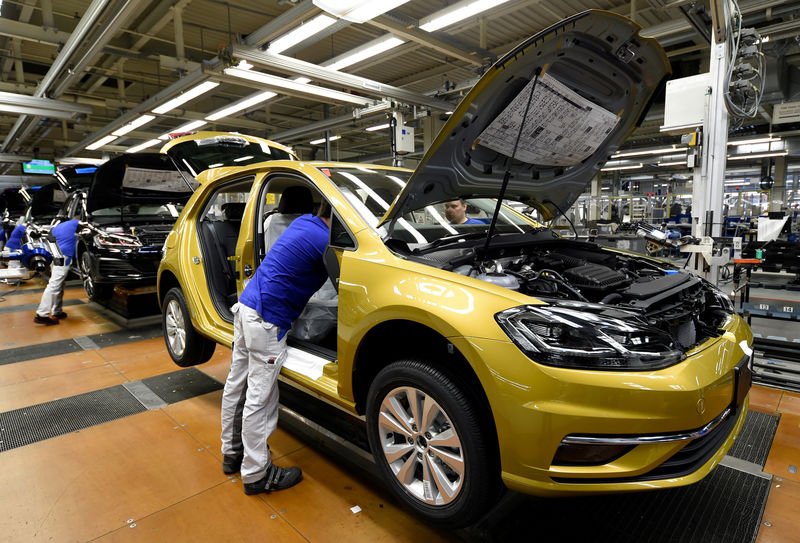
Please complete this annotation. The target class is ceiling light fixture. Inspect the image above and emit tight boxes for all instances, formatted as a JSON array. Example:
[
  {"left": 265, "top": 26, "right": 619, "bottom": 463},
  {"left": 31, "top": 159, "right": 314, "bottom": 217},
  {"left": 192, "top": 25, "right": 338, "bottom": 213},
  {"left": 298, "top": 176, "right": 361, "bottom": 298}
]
[
  {"left": 365, "top": 123, "right": 391, "bottom": 132},
  {"left": 419, "top": 0, "right": 512, "bottom": 32},
  {"left": 86, "top": 135, "right": 118, "bottom": 151},
  {"left": 658, "top": 160, "right": 687, "bottom": 166},
  {"left": 611, "top": 146, "right": 687, "bottom": 158},
  {"left": 601, "top": 163, "right": 643, "bottom": 171},
  {"left": 313, "top": 0, "right": 411, "bottom": 23},
  {"left": 267, "top": 14, "right": 336, "bottom": 54},
  {"left": 158, "top": 120, "right": 207, "bottom": 140},
  {"left": 310, "top": 135, "right": 341, "bottom": 145},
  {"left": 152, "top": 81, "right": 220, "bottom": 114},
  {"left": 205, "top": 90, "right": 278, "bottom": 121},
  {"left": 57, "top": 157, "right": 108, "bottom": 165},
  {"left": 111, "top": 114, "right": 156, "bottom": 137},
  {"left": 125, "top": 139, "right": 163, "bottom": 153},
  {"left": 727, "top": 137, "right": 781, "bottom": 146},
  {"left": 727, "top": 151, "right": 789, "bottom": 160},
  {"left": 326, "top": 36, "right": 405, "bottom": 71},
  {"left": 224, "top": 67, "right": 371, "bottom": 105}
]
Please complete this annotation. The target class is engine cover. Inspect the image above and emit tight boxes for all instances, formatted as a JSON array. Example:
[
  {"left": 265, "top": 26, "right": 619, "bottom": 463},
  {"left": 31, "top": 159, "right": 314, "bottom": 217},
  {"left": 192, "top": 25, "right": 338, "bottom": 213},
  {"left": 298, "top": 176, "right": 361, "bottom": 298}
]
[{"left": 563, "top": 264, "right": 630, "bottom": 292}]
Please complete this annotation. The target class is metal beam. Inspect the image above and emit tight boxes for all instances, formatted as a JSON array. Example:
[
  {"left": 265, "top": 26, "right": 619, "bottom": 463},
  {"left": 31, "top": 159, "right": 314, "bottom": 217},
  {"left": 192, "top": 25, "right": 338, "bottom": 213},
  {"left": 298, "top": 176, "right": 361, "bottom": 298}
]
[
  {"left": 231, "top": 46, "right": 454, "bottom": 111},
  {"left": 243, "top": 0, "right": 319, "bottom": 48},
  {"left": 0, "top": 154, "right": 34, "bottom": 163},
  {"left": 270, "top": 102, "right": 392, "bottom": 142},
  {"left": 0, "top": 92, "right": 93, "bottom": 117},
  {"left": 367, "top": 14, "right": 491, "bottom": 66},
  {"left": 0, "top": 18, "right": 70, "bottom": 45}
]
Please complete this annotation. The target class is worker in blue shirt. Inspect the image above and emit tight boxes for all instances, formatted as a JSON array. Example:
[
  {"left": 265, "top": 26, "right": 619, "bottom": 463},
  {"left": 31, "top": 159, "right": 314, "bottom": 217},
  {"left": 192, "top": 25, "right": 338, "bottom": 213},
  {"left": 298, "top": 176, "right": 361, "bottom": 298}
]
[
  {"left": 220, "top": 199, "right": 331, "bottom": 495},
  {"left": 445, "top": 198, "right": 484, "bottom": 224},
  {"left": 6, "top": 220, "right": 26, "bottom": 251},
  {"left": 34, "top": 215, "right": 80, "bottom": 325}
]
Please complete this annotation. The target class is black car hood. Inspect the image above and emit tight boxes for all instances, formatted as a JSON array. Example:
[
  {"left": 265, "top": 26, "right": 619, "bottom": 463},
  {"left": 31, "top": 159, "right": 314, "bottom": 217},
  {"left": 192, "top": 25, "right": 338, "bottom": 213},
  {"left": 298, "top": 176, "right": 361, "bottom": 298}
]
[
  {"left": 380, "top": 10, "right": 670, "bottom": 225},
  {"left": 86, "top": 152, "right": 193, "bottom": 213}
]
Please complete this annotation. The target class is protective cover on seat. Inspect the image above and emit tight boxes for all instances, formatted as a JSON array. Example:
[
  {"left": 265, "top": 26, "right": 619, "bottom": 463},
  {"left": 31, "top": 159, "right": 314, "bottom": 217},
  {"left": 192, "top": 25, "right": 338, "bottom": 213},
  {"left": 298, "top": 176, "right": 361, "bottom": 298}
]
[
  {"left": 263, "top": 186, "right": 314, "bottom": 251},
  {"left": 291, "top": 278, "right": 338, "bottom": 343}
]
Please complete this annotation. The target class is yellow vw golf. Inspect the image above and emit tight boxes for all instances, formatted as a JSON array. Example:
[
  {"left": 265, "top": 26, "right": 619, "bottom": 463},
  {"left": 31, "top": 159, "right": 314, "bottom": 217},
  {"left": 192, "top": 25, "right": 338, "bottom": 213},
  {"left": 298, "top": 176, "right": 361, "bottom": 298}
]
[{"left": 158, "top": 11, "right": 752, "bottom": 527}]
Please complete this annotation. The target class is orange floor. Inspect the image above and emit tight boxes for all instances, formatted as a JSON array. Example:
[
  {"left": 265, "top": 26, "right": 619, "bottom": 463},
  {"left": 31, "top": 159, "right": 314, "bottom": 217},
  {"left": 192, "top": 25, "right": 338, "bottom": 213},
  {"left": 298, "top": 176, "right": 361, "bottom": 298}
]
[{"left": 1, "top": 279, "right": 799, "bottom": 542}]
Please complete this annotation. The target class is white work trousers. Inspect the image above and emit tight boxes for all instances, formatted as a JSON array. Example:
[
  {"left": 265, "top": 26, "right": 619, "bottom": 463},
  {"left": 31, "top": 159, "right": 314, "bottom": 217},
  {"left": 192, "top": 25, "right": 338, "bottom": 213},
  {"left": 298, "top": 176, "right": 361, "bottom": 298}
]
[
  {"left": 220, "top": 303, "right": 286, "bottom": 484},
  {"left": 36, "top": 263, "right": 71, "bottom": 317}
]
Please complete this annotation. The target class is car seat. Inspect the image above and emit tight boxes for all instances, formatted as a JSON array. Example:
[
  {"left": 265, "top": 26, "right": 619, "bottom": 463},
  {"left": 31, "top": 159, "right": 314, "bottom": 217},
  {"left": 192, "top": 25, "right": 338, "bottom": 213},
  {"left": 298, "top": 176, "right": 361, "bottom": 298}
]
[{"left": 263, "top": 186, "right": 314, "bottom": 251}]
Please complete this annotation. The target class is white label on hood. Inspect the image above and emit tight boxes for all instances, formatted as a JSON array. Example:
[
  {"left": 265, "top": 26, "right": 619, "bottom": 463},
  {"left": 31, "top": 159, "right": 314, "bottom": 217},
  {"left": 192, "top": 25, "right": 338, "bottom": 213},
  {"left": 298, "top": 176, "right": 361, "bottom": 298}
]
[
  {"left": 478, "top": 73, "right": 619, "bottom": 167},
  {"left": 122, "top": 167, "right": 195, "bottom": 192}
]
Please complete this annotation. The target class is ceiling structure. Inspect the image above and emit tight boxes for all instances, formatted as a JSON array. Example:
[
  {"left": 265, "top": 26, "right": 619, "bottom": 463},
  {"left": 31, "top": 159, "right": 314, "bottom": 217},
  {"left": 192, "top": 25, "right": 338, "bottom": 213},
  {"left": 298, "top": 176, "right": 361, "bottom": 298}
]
[{"left": 1, "top": 0, "right": 800, "bottom": 182}]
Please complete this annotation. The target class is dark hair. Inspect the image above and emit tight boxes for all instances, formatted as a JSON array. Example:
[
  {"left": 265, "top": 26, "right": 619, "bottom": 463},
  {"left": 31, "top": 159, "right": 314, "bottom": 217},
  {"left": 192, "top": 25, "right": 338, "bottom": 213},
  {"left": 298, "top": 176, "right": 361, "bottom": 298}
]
[{"left": 316, "top": 199, "right": 331, "bottom": 219}]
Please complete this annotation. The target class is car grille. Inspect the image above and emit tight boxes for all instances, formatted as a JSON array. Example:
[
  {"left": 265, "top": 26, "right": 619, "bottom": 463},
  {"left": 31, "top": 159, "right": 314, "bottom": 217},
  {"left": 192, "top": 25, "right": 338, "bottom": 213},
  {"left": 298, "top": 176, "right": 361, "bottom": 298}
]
[
  {"left": 551, "top": 408, "right": 739, "bottom": 484},
  {"left": 136, "top": 230, "right": 170, "bottom": 248},
  {"left": 99, "top": 258, "right": 159, "bottom": 277}
]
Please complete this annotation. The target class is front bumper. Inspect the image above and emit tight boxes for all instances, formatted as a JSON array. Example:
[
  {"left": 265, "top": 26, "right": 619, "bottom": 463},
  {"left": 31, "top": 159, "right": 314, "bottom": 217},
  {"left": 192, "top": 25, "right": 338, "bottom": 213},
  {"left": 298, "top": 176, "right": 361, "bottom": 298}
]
[
  {"left": 456, "top": 313, "right": 753, "bottom": 496},
  {"left": 90, "top": 247, "right": 163, "bottom": 285}
]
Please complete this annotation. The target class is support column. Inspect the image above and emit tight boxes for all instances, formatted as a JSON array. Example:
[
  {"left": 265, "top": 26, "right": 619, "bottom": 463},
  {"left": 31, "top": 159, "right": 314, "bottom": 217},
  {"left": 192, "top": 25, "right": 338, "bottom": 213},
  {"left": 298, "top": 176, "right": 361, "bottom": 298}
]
[
  {"left": 771, "top": 155, "right": 787, "bottom": 212},
  {"left": 173, "top": 5, "right": 185, "bottom": 61},
  {"left": 422, "top": 115, "right": 445, "bottom": 152},
  {"left": 41, "top": 0, "right": 55, "bottom": 28},
  {"left": 692, "top": 30, "right": 729, "bottom": 283},
  {"left": 12, "top": 41, "right": 25, "bottom": 84},
  {"left": 589, "top": 173, "right": 602, "bottom": 223}
]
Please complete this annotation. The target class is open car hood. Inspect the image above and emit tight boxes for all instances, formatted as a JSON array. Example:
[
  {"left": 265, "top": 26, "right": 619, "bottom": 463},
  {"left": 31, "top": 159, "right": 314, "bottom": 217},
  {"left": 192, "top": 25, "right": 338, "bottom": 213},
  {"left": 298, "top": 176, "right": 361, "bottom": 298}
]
[
  {"left": 380, "top": 10, "right": 670, "bottom": 225},
  {"left": 86, "top": 152, "right": 193, "bottom": 213}
]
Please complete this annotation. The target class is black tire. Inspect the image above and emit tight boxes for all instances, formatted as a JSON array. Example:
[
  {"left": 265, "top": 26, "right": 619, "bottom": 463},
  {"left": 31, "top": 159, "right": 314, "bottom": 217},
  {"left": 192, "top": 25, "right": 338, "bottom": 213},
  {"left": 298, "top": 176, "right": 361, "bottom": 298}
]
[
  {"left": 79, "top": 251, "right": 112, "bottom": 302},
  {"left": 365, "top": 359, "right": 500, "bottom": 528},
  {"left": 162, "top": 287, "right": 216, "bottom": 367}
]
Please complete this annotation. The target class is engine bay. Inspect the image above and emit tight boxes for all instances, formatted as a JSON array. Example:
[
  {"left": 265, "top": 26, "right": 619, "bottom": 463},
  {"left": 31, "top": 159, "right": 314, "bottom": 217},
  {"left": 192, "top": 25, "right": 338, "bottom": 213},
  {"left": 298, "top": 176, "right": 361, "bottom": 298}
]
[{"left": 406, "top": 233, "right": 733, "bottom": 351}]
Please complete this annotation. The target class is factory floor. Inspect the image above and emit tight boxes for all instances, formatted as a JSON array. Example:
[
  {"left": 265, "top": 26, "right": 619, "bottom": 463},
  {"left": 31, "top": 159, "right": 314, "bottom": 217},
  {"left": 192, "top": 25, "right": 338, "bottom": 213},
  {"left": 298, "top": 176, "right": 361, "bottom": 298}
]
[{"left": 1, "top": 279, "right": 799, "bottom": 543}]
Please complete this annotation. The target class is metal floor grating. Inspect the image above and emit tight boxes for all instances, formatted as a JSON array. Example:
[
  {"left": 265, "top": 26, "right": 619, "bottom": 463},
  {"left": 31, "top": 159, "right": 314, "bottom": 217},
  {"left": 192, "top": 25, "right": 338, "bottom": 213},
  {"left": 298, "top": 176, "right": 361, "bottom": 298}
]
[
  {"left": 0, "top": 386, "right": 146, "bottom": 452},
  {"left": 0, "top": 369, "right": 223, "bottom": 453},
  {"left": 461, "top": 465, "right": 770, "bottom": 543},
  {"left": 0, "top": 324, "right": 163, "bottom": 366},
  {"left": 141, "top": 368, "right": 222, "bottom": 404},
  {"left": 728, "top": 410, "right": 780, "bottom": 467}
]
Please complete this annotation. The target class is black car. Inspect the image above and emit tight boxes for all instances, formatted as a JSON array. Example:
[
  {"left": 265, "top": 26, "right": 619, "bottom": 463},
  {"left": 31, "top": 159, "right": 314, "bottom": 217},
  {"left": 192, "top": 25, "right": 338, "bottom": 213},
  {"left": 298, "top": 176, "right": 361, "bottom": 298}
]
[{"left": 75, "top": 153, "right": 193, "bottom": 302}]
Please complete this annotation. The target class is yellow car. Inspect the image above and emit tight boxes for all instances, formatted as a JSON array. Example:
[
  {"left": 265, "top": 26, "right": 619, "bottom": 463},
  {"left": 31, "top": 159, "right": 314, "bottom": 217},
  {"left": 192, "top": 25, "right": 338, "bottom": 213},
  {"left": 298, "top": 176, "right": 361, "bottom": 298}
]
[{"left": 157, "top": 11, "right": 752, "bottom": 527}]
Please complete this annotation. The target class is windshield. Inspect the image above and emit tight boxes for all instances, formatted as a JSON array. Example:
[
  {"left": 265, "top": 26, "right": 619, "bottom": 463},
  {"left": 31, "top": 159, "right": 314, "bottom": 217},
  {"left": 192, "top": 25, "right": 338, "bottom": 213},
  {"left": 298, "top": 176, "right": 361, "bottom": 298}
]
[
  {"left": 169, "top": 137, "right": 294, "bottom": 176},
  {"left": 321, "top": 166, "right": 539, "bottom": 246}
]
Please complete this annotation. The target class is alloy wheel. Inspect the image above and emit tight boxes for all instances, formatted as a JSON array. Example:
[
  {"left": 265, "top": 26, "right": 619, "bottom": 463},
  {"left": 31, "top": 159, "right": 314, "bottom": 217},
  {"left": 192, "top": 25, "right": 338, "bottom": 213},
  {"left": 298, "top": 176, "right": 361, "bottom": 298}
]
[
  {"left": 164, "top": 298, "right": 187, "bottom": 357},
  {"left": 376, "top": 386, "right": 465, "bottom": 506}
]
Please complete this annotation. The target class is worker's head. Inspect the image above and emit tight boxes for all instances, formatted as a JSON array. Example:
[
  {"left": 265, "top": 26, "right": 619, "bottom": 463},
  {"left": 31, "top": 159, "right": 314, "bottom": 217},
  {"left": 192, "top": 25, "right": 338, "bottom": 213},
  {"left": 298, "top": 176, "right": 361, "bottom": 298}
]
[
  {"left": 317, "top": 199, "right": 332, "bottom": 224},
  {"left": 444, "top": 199, "right": 468, "bottom": 224}
]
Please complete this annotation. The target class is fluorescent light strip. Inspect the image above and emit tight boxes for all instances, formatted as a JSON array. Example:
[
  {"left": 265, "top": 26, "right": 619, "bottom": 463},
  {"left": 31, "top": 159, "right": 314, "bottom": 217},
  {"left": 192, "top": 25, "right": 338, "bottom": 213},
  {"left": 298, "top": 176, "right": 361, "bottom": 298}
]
[
  {"left": 267, "top": 14, "right": 336, "bottom": 54},
  {"left": 611, "top": 146, "right": 687, "bottom": 158},
  {"left": 419, "top": 0, "right": 512, "bottom": 32},
  {"left": 326, "top": 36, "right": 405, "bottom": 71},
  {"left": 313, "top": 0, "right": 411, "bottom": 23},
  {"left": 152, "top": 81, "right": 220, "bottom": 114},
  {"left": 158, "top": 120, "right": 207, "bottom": 140},
  {"left": 310, "top": 135, "right": 341, "bottom": 145},
  {"left": 224, "top": 67, "right": 370, "bottom": 105},
  {"left": 601, "top": 163, "right": 643, "bottom": 171},
  {"left": 727, "top": 137, "right": 781, "bottom": 146},
  {"left": 205, "top": 90, "right": 277, "bottom": 121},
  {"left": 365, "top": 123, "right": 391, "bottom": 132},
  {"left": 125, "top": 139, "right": 163, "bottom": 153},
  {"left": 727, "top": 151, "right": 789, "bottom": 160},
  {"left": 112, "top": 114, "right": 156, "bottom": 137},
  {"left": 658, "top": 161, "right": 687, "bottom": 166},
  {"left": 58, "top": 157, "right": 108, "bottom": 165},
  {"left": 86, "top": 135, "right": 118, "bottom": 151}
]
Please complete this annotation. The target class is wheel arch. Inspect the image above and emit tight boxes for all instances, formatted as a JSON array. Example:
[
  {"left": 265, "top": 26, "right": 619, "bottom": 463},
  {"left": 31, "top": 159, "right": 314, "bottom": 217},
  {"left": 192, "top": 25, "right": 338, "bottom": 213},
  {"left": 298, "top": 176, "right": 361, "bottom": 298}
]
[
  {"left": 158, "top": 270, "right": 180, "bottom": 309},
  {"left": 352, "top": 319, "right": 500, "bottom": 458}
]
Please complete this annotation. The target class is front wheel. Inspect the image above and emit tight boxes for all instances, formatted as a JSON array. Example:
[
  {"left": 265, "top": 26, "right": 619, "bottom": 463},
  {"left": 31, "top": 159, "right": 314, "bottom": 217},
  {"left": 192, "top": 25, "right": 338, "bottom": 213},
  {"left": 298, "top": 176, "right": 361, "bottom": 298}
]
[
  {"left": 162, "top": 287, "right": 216, "bottom": 367},
  {"left": 79, "top": 251, "right": 112, "bottom": 302},
  {"left": 365, "top": 359, "right": 500, "bottom": 528}
]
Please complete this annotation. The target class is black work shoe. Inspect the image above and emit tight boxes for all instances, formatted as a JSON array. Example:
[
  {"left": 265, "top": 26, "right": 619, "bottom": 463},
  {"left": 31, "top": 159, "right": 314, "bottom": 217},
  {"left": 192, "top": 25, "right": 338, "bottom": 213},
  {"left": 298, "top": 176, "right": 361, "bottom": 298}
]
[
  {"left": 54, "top": 311, "right": 68, "bottom": 319},
  {"left": 34, "top": 314, "right": 59, "bottom": 325},
  {"left": 243, "top": 464, "right": 303, "bottom": 494},
  {"left": 222, "top": 454, "right": 242, "bottom": 475}
]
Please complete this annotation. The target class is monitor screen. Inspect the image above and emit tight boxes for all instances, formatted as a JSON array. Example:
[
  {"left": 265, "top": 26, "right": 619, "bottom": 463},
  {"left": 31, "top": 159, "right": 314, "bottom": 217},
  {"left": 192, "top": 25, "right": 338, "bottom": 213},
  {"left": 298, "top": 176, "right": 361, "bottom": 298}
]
[{"left": 22, "top": 159, "right": 56, "bottom": 175}]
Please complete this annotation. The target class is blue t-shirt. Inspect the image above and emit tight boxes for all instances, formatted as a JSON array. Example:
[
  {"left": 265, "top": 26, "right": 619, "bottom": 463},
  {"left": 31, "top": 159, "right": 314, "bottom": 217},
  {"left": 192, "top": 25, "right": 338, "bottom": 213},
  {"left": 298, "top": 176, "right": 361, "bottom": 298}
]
[
  {"left": 463, "top": 217, "right": 485, "bottom": 225},
  {"left": 239, "top": 214, "right": 329, "bottom": 338},
  {"left": 52, "top": 219, "right": 80, "bottom": 259},
  {"left": 6, "top": 224, "right": 26, "bottom": 251}
]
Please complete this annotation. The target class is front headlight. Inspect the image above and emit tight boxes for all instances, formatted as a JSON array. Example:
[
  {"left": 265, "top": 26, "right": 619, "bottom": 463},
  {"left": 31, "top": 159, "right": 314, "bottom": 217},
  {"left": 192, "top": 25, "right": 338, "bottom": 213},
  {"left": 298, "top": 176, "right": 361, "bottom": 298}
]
[
  {"left": 495, "top": 303, "right": 684, "bottom": 370},
  {"left": 94, "top": 233, "right": 141, "bottom": 249}
]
